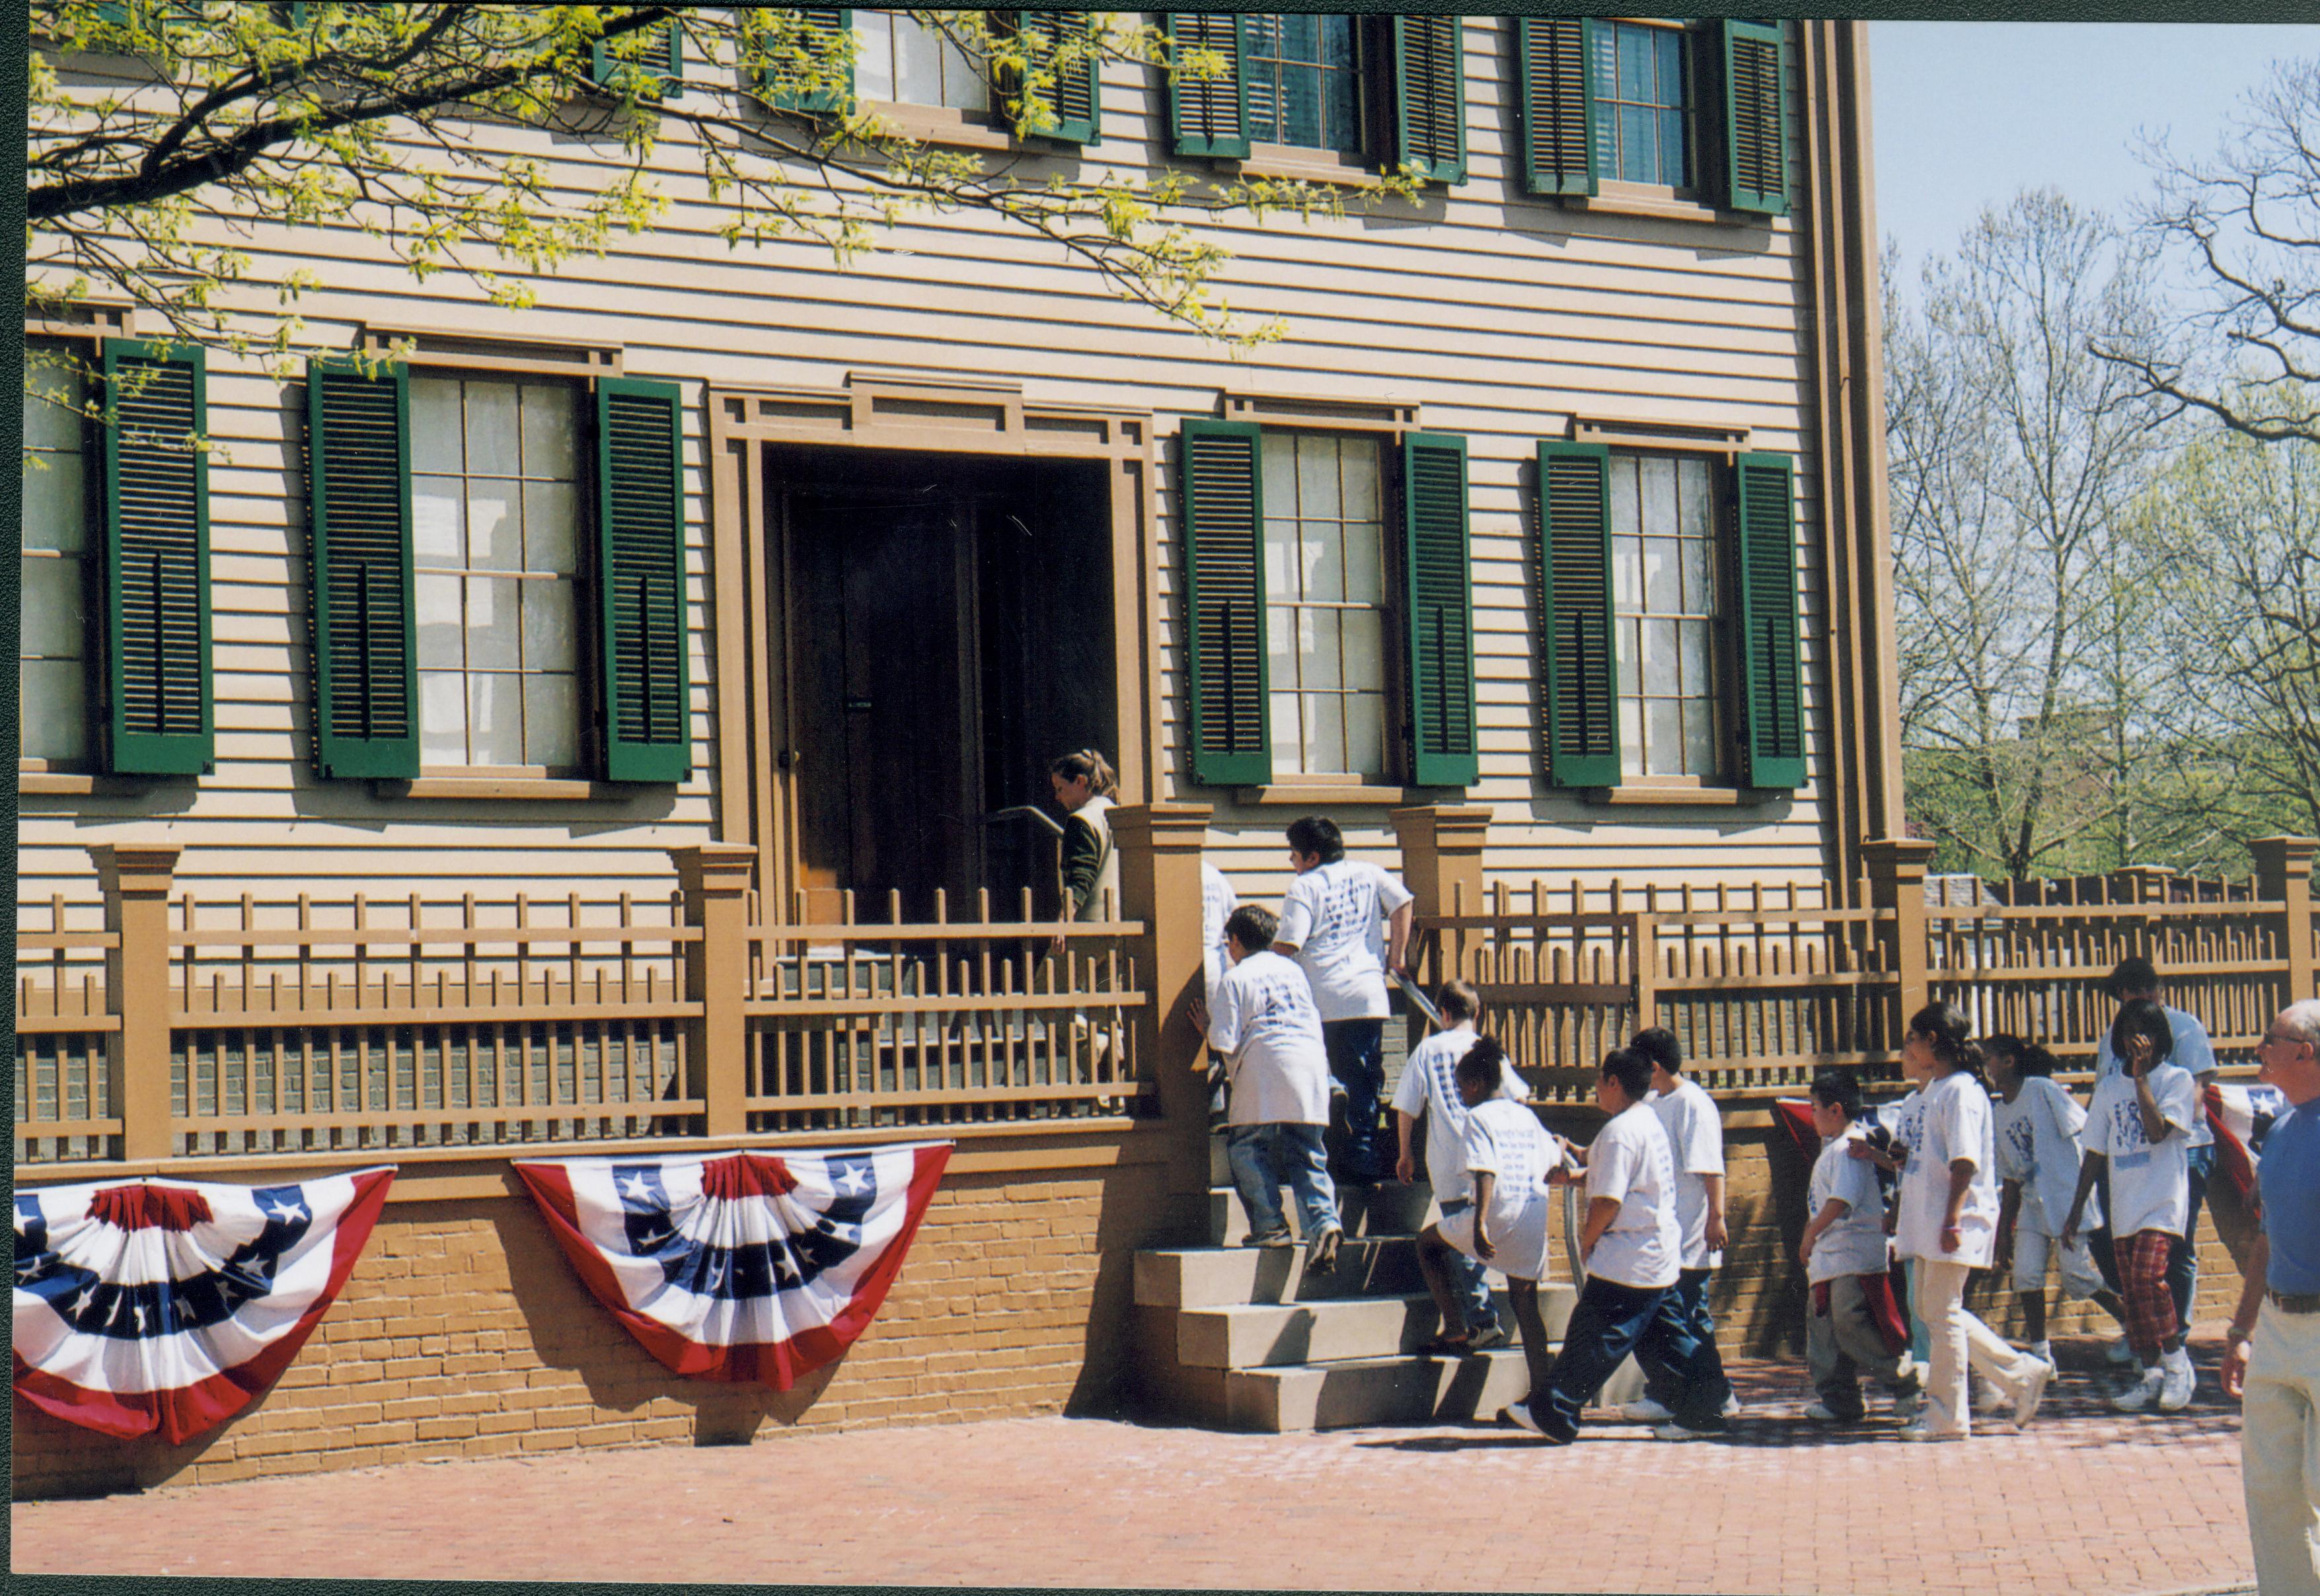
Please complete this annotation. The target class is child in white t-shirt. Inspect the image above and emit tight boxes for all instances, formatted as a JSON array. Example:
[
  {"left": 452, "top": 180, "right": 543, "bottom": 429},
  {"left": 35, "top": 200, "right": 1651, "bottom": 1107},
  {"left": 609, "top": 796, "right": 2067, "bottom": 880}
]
[
  {"left": 1799, "top": 1068, "right": 1920, "bottom": 1422},
  {"left": 1395, "top": 980, "right": 1524, "bottom": 1354},
  {"left": 1417, "top": 1037, "right": 1562, "bottom": 1404},
  {"left": 1986, "top": 1034, "right": 2128, "bottom": 1370},
  {"left": 2064, "top": 999, "right": 2200, "bottom": 1412}
]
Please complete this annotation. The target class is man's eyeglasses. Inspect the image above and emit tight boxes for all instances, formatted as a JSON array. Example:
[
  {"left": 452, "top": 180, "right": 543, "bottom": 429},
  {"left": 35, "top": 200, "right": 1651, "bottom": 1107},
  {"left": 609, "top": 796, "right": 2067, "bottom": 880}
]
[{"left": 2261, "top": 1031, "right": 2310, "bottom": 1050}]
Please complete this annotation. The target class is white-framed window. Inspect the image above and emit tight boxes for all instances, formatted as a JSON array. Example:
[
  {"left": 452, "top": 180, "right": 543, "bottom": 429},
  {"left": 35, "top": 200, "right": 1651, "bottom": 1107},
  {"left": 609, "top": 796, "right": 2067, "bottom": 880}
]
[
  {"left": 1610, "top": 453, "right": 1720, "bottom": 778},
  {"left": 1262, "top": 431, "right": 1389, "bottom": 778},
  {"left": 1244, "top": 13, "right": 1363, "bottom": 156},
  {"left": 411, "top": 375, "right": 583, "bottom": 772},
  {"left": 1590, "top": 19, "right": 1692, "bottom": 188},
  {"left": 854, "top": 11, "right": 988, "bottom": 112},
  {"left": 21, "top": 340, "right": 91, "bottom": 766}
]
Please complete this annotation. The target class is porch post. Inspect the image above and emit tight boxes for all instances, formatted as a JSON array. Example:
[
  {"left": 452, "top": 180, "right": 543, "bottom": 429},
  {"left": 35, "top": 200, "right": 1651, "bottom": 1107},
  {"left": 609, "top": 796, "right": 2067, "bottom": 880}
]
[
  {"left": 1109, "top": 801, "right": 1213, "bottom": 1212},
  {"left": 2253, "top": 838, "right": 2320, "bottom": 1005},
  {"left": 1863, "top": 838, "right": 1937, "bottom": 1058},
  {"left": 94, "top": 842, "right": 180, "bottom": 1163},
  {"left": 675, "top": 844, "right": 757, "bottom": 1137},
  {"left": 1392, "top": 805, "right": 1492, "bottom": 985}
]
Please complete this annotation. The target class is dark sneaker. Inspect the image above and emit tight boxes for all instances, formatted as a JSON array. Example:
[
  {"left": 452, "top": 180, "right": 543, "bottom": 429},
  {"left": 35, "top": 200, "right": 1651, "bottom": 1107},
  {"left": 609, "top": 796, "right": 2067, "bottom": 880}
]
[{"left": 1468, "top": 1323, "right": 1511, "bottom": 1352}]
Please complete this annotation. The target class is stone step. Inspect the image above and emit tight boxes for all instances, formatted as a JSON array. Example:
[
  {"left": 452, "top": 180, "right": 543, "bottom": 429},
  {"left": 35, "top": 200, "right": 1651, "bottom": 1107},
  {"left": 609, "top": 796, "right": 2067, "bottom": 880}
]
[
  {"left": 1176, "top": 1286, "right": 1579, "bottom": 1370},
  {"left": 1207, "top": 1179, "right": 1435, "bottom": 1247},
  {"left": 1133, "top": 1237, "right": 1425, "bottom": 1308},
  {"left": 1225, "top": 1347, "right": 1541, "bottom": 1432}
]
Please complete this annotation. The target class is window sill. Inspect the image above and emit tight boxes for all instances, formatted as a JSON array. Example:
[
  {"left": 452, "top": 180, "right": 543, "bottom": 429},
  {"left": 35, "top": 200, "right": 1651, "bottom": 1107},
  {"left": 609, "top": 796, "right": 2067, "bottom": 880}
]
[
  {"left": 18, "top": 770, "right": 150, "bottom": 797},
  {"left": 857, "top": 100, "right": 1015, "bottom": 153},
  {"left": 1237, "top": 783, "right": 1411, "bottom": 807},
  {"left": 1588, "top": 782, "right": 1746, "bottom": 808},
  {"left": 1565, "top": 183, "right": 1735, "bottom": 226},
  {"left": 381, "top": 776, "right": 627, "bottom": 802},
  {"left": 1230, "top": 144, "right": 1388, "bottom": 190}
]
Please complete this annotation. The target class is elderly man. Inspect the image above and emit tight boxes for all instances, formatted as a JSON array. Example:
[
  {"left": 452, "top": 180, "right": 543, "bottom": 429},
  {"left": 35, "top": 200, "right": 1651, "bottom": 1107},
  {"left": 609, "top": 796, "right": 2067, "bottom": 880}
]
[{"left": 2224, "top": 999, "right": 2320, "bottom": 1594}]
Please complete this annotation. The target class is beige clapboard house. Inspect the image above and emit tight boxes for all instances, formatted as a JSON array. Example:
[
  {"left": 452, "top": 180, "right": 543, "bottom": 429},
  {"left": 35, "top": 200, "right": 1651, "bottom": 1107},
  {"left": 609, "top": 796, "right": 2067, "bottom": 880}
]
[{"left": 15, "top": 12, "right": 1936, "bottom": 1490}]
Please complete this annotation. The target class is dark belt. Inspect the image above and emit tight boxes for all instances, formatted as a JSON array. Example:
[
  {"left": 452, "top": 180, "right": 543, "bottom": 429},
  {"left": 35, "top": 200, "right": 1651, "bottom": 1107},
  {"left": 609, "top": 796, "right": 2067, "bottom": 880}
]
[{"left": 2270, "top": 1289, "right": 2320, "bottom": 1315}]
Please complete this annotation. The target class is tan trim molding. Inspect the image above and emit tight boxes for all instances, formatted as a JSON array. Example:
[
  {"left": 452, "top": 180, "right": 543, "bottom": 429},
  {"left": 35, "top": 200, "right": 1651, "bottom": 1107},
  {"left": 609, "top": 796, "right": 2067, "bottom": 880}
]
[
  {"left": 360, "top": 322, "right": 624, "bottom": 381},
  {"left": 1221, "top": 390, "right": 1421, "bottom": 434},
  {"left": 1569, "top": 416, "right": 1752, "bottom": 456}
]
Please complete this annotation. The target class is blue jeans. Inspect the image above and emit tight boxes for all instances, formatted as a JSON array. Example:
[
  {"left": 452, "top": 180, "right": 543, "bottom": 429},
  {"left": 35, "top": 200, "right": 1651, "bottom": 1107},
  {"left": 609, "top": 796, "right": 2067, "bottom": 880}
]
[
  {"left": 1226, "top": 1122, "right": 1341, "bottom": 1242},
  {"left": 1637, "top": 1267, "right": 1733, "bottom": 1412},
  {"left": 1437, "top": 1198, "right": 1502, "bottom": 1334},
  {"left": 2169, "top": 1144, "right": 2214, "bottom": 1331},
  {"left": 1539, "top": 1276, "right": 1697, "bottom": 1441},
  {"left": 1323, "top": 1019, "right": 1392, "bottom": 1183}
]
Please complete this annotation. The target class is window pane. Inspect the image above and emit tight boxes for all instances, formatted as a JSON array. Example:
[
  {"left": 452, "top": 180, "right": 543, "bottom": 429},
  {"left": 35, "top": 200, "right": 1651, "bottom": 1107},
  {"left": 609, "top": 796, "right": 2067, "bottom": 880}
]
[
  {"left": 1341, "top": 608, "right": 1384, "bottom": 691},
  {"left": 1262, "top": 428, "right": 1297, "bottom": 510},
  {"left": 25, "top": 371, "right": 83, "bottom": 454},
  {"left": 1304, "top": 521, "right": 1344, "bottom": 603},
  {"left": 413, "top": 476, "right": 465, "bottom": 565},
  {"left": 20, "top": 555, "right": 85, "bottom": 658},
  {"left": 467, "top": 672, "right": 524, "bottom": 766},
  {"left": 1304, "top": 691, "right": 1345, "bottom": 774},
  {"left": 523, "top": 482, "right": 580, "bottom": 575},
  {"left": 1609, "top": 455, "right": 1639, "bottom": 540},
  {"left": 1620, "top": 104, "right": 1653, "bottom": 182},
  {"left": 1612, "top": 537, "right": 1641, "bottom": 612},
  {"left": 416, "top": 573, "right": 464, "bottom": 669},
  {"left": 1644, "top": 536, "right": 1681, "bottom": 613},
  {"left": 1639, "top": 455, "right": 1677, "bottom": 536},
  {"left": 1619, "top": 25, "right": 1652, "bottom": 102},
  {"left": 22, "top": 452, "right": 86, "bottom": 554},
  {"left": 467, "top": 480, "right": 520, "bottom": 571},
  {"left": 1642, "top": 617, "right": 1679, "bottom": 696},
  {"left": 1678, "top": 455, "right": 1711, "bottom": 534},
  {"left": 420, "top": 671, "right": 467, "bottom": 764},
  {"left": 467, "top": 577, "right": 520, "bottom": 669},
  {"left": 1661, "top": 108, "right": 1688, "bottom": 188},
  {"left": 1684, "top": 700, "right": 1717, "bottom": 778},
  {"left": 1297, "top": 436, "right": 1341, "bottom": 521},
  {"left": 22, "top": 658, "right": 89, "bottom": 764},
  {"left": 1619, "top": 698, "right": 1643, "bottom": 778},
  {"left": 1343, "top": 443, "right": 1380, "bottom": 521},
  {"left": 1279, "top": 63, "right": 1321, "bottom": 147},
  {"left": 1346, "top": 694, "right": 1385, "bottom": 779},
  {"left": 525, "top": 674, "right": 580, "bottom": 770},
  {"left": 1614, "top": 615, "right": 1637, "bottom": 685},
  {"left": 1270, "top": 690, "right": 1303, "bottom": 773},
  {"left": 1679, "top": 618, "right": 1710, "bottom": 696},
  {"left": 940, "top": 27, "right": 987, "bottom": 111},
  {"left": 1265, "top": 604, "right": 1298, "bottom": 693},
  {"left": 1647, "top": 698, "right": 1684, "bottom": 774},
  {"left": 894, "top": 14, "right": 944, "bottom": 105},
  {"left": 1682, "top": 535, "right": 1711, "bottom": 613},
  {"left": 523, "top": 579, "right": 577, "bottom": 673},
  {"left": 1301, "top": 607, "right": 1340, "bottom": 689},
  {"left": 411, "top": 378, "right": 463, "bottom": 471},
  {"left": 464, "top": 382, "right": 520, "bottom": 477},
  {"left": 1263, "top": 519, "right": 1299, "bottom": 601},
  {"left": 854, "top": 13, "right": 895, "bottom": 101},
  {"left": 1342, "top": 519, "right": 1383, "bottom": 605},
  {"left": 520, "top": 384, "right": 578, "bottom": 480}
]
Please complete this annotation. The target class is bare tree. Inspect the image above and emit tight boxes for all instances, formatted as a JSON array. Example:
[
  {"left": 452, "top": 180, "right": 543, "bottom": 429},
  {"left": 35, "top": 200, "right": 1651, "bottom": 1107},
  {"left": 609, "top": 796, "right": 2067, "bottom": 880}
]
[{"left": 1887, "top": 190, "right": 2169, "bottom": 879}]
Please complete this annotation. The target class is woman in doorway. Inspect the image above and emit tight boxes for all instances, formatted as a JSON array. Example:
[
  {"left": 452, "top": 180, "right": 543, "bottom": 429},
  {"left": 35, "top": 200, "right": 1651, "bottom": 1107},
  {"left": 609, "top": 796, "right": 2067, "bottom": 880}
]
[{"left": 1049, "top": 749, "right": 1121, "bottom": 925}]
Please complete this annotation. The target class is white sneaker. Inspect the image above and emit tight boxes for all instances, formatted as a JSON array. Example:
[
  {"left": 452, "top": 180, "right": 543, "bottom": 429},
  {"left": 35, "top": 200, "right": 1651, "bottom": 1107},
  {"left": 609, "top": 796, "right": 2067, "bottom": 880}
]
[
  {"left": 2159, "top": 1348, "right": 2196, "bottom": 1411},
  {"left": 2013, "top": 1356, "right": 2053, "bottom": 1428},
  {"left": 2106, "top": 1334, "right": 2138, "bottom": 1365},
  {"left": 1721, "top": 1391, "right": 1743, "bottom": 1418},
  {"left": 2028, "top": 1340, "right": 2054, "bottom": 1369},
  {"left": 2113, "top": 1368, "right": 2165, "bottom": 1412},
  {"left": 1899, "top": 1420, "right": 1966, "bottom": 1443},
  {"left": 1803, "top": 1400, "right": 1852, "bottom": 1422},
  {"left": 1652, "top": 1420, "right": 1717, "bottom": 1441},
  {"left": 1972, "top": 1377, "right": 2009, "bottom": 1414},
  {"left": 1503, "top": 1400, "right": 1545, "bottom": 1435},
  {"left": 1618, "top": 1397, "right": 1674, "bottom": 1423}
]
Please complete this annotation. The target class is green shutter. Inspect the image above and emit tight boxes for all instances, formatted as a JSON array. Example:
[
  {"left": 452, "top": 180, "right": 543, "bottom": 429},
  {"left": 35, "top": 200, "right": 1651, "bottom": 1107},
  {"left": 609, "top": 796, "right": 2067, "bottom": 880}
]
[
  {"left": 755, "top": 9, "right": 852, "bottom": 115},
  {"left": 1516, "top": 17, "right": 1595, "bottom": 198},
  {"left": 306, "top": 356, "right": 418, "bottom": 780},
  {"left": 1718, "top": 20, "right": 1789, "bottom": 217},
  {"left": 1180, "top": 418, "right": 1269, "bottom": 787},
  {"left": 1402, "top": 432, "right": 1477, "bottom": 788},
  {"left": 1536, "top": 441, "right": 1620, "bottom": 789},
  {"left": 592, "top": 15, "right": 684, "bottom": 98},
  {"left": 1013, "top": 10, "right": 1100, "bottom": 145},
  {"left": 1168, "top": 13, "right": 1249, "bottom": 161},
  {"left": 595, "top": 378, "right": 690, "bottom": 783},
  {"left": 98, "top": 339, "right": 211, "bottom": 776},
  {"left": 1393, "top": 16, "right": 1466, "bottom": 184},
  {"left": 1734, "top": 451, "right": 1804, "bottom": 789}
]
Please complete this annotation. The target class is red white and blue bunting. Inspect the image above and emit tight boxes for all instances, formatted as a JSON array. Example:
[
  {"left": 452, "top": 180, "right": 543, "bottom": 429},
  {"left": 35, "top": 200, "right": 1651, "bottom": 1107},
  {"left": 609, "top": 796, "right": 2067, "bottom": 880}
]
[
  {"left": 513, "top": 1143, "right": 950, "bottom": 1389},
  {"left": 13, "top": 1168, "right": 396, "bottom": 1443}
]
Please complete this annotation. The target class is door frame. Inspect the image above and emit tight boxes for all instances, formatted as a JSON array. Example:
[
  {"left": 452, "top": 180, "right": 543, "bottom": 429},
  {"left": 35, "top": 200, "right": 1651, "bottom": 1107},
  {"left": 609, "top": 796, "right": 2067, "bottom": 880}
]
[{"left": 706, "top": 372, "right": 1158, "bottom": 920}]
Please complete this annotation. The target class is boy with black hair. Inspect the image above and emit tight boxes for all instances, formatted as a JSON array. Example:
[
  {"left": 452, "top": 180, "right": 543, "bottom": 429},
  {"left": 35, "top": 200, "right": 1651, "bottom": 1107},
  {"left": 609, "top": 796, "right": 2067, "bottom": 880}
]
[
  {"left": 1622, "top": 1026, "right": 1737, "bottom": 1427},
  {"left": 1275, "top": 816, "right": 1415, "bottom": 1187},
  {"left": 1394, "top": 980, "right": 1524, "bottom": 1353},
  {"left": 1206, "top": 904, "right": 1345, "bottom": 1271},
  {"left": 1799, "top": 1068, "right": 1922, "bottom": 1422},
  {"left": 1415, "top": 1038, "right": 1563, "bottom": 1400},
  {"left": 1507, "top": 1048, "right": 1716, "bottom": 1444}
]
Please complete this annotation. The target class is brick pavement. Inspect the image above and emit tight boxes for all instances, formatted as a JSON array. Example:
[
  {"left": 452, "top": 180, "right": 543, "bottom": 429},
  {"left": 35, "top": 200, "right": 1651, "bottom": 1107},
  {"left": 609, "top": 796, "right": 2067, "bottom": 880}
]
[{"left": 13, "top": 1340, "right": 2259, "bottom": 1593}]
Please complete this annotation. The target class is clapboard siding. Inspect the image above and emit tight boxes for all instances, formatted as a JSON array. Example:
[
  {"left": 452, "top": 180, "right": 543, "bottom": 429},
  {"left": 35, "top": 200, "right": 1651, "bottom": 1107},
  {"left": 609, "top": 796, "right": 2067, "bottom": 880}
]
[{"left": 22, "top": 17, "right": 1847, "bottom": 920}]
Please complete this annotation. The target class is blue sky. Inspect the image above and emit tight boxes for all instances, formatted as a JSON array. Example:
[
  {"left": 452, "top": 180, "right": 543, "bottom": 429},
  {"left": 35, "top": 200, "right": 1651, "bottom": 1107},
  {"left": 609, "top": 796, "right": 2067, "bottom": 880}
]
[{"left": 1871, "top": 22, "right": 2320, "bottom": 283}]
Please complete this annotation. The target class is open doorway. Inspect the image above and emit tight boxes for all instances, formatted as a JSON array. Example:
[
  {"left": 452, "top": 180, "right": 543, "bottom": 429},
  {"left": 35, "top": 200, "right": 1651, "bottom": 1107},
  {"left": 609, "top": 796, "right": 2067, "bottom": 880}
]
[{"left": 771, "top": 447, "right": 1117, "bottom": 927}]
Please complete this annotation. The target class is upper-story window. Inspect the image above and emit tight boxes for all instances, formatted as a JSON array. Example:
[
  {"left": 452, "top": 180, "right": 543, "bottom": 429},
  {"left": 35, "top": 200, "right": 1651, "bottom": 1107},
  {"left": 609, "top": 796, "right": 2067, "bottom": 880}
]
[
  {"left": 1262, "top": 432, "right": 1388, "bottom": 778},
  {"left": 854, "top": 11, "right": 987, "bottom": 112},
  {"left": 411, "top": 375, "right": 583, "bottom": 772},
  {"left": 1242, "top": 14, "right": 1362, "bottom": 157},
  {"left": 1590, "top": 20, "right": 1690, "bottom": 188},
  {"left": 21, "top": 342, "right": 91, "bottom": 766},
  {"left": 1608, "top": 453, "right": 1718, "bottom": 778}
]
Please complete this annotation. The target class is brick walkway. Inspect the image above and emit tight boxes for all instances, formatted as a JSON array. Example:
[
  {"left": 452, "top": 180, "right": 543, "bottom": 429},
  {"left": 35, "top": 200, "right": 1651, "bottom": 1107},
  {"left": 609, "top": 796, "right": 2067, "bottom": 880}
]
[{"left": 13, "top": 1340, "right": 2258, "bottom": 1593}]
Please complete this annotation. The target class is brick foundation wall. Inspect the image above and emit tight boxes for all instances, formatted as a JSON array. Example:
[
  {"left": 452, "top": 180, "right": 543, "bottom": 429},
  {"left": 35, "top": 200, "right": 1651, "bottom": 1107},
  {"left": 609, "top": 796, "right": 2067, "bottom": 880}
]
[{"left": 13, "top": 1130, "right": 1185, "bottom": 1500}]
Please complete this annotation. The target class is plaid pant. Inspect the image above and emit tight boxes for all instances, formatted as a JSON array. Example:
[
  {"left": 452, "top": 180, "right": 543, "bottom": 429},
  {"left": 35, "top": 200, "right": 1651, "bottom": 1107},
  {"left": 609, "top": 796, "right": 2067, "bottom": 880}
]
[{"left": 2118, "top": 1228, "right": 2179, "bottom": 1361}]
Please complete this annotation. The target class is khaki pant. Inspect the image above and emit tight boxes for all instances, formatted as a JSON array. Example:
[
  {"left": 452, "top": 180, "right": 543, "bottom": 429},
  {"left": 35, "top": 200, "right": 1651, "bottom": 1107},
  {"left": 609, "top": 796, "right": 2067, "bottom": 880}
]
[
  {"left": 1910, "top": 1257, "right": 2035, "bottom": 1437},
  {"left": 2244, "top": 1304, "right": 2320, "bottom": 1595},
  {"left": 1807, "top": 1272, "right": 1913, "bottom": 1416}
]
